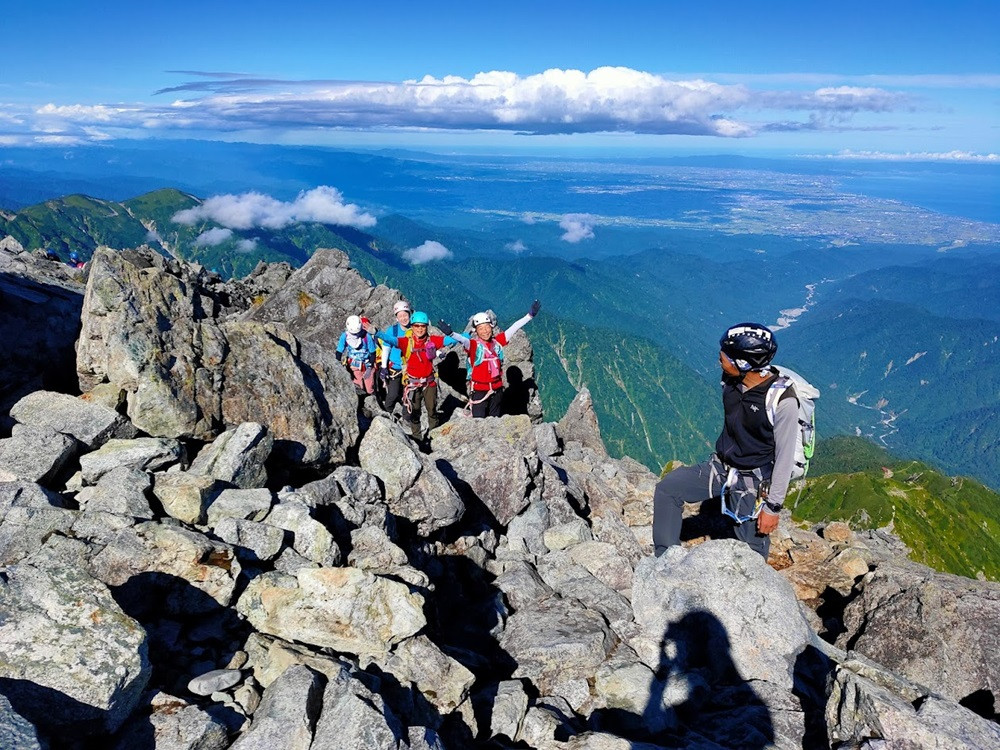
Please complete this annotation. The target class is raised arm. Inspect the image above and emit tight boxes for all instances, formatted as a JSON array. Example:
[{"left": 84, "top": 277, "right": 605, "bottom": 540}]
[{"left": 503, "top": 300, "right": 540, "bottom": 340}]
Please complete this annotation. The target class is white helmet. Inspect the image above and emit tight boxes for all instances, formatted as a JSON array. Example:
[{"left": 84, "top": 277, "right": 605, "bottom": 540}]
[
  {"left": 346, "top": 315, "right": 363, "bottom": 335},
  {"left": 472, "top": 312, "right": 492, "bottom": 327},
  {"left": 393, "top": 300, "right": 412, "bottom": 315}
]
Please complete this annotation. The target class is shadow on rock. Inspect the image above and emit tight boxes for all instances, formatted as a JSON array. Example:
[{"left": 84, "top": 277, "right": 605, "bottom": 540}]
[
  {"left": 592, "top": 610, "right": 776, "bottom": 749},
  {"left": 107, "top": 572, "right": 250, "bottom": 698}
]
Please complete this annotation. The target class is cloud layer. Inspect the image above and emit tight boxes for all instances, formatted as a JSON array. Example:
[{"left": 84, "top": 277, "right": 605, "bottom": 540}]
[
  {"left": 172, "top": 186, "right": 376, "bottom": 230},
  {"left": 403, "top": 240, "right": 452, "bottom": 264},
  {"left": 0, "top": 66, "right": 939, "bottom": 145}
]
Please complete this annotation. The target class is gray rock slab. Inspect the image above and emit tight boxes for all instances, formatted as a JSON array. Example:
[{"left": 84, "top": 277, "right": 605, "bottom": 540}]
[
  {"left": 499, "top": 596, "right": 615, "bottom": 696},
  {"left": 0, "top": 693, "right": 45, "bottom": 750},
  {"left": 0, "top": 480, "right": 66, "bottom": 515},
  {"left": 112, "top": 694, "right": 230, "bottom": 750},
  {"left": 75, "top": 465, "right": 154, "bottom": 519},
  {"left": 838, "top": 560, "right": 1000, "bottom": 707},
  {"left": 243, "top": 633, "right": 348, "bottom": 690},
  {"left": 358, "top": 416, "right": 421, "bottom": 503},
  {"left": 264, "top": 500, "right": 340, "bottom": 567},
  {"left": 396, "top": 453, "right": 465, "bottom": 535},
  {"left": 214, "top": 518, "right": 286, "bottom": 563},
  {"left": 0, "top": 506, "right": 78, "bottom": 566},
  {"left": 536, "top": 554, "right": 633, "bottom": 629},
  {"left": 237, "top": 568, "right": 426, "bottom": 659},
  {"left": 206, "top": 488, "right": 273, "bottom": 528},
  {"left": 310, "top": 666, "right": 406, "bottom": 750},
  {"left": 494, "top": 560, "right": 556, "bottom": 611},
  {"left": 0, "top": 538, "right": 150, "bottom": 735},
  {"left": 90, "top": 522, "right": 241, "bottom": 615},
  {"left": 0, "top": 424, "right": 76, "bottom": 486},
  {"left": 490, "top": 680, "right": 530, "bottom": 740},
  {"left": 79, "top": 437, "right": 183, "bottom": 484},
  {"left": 430, "top": 415, "right": 538, "bottom": 526},
  {"left": 9, "top": 390, "right": 136, "bottom": 449},
  {"left": 379, "top": 635, "right": 475, "bottom": 714},
  {"left": 533, "top": 422, "right": 561, "bottom": 458},
  {"left": 189, "top": 422, "right": 272, "bottom": 489},
  {"left": 153, "top": 472, "right": 227, "bottom": 525},
  {"left": 348, "top": 526, "right": 408, "bottom": 571},
  {"left": 229, "top": 665, "right": 324, "bottom": 750}
]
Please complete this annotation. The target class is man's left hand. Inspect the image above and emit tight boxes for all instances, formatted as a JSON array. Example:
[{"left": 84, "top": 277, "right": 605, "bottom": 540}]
[{"left": 757, "top": 509, "right": 780, "bottom": 535}]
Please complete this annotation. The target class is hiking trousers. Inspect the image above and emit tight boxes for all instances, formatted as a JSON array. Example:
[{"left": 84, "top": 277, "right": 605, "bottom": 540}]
[
  {"left": 652, "top": 456, "right": 771, "bottom": 559},
  {"left": 407, "top": 383, "right": 438, "bottom": 436},
  {"left": 470, "top": 386, "right": 504, "bottom": 418},
  {"left": 384, "top": 372, "right": 403, "bottom": 413}
]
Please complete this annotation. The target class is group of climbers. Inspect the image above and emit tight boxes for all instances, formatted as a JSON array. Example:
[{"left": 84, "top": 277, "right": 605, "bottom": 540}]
[{"left": 335, "top": 297, "right": 540, "bottom": 439}]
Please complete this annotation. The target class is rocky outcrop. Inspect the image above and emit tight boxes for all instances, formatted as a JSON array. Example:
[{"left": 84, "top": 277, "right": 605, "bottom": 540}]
[
  {"left": 837, "top": 559, "right": 1000, "bottom": 710},
  {"left": 2, "top": 245, "right": 997, "bottom": 749},
  {"left": 75, "top": 248, "right": 358, "bottom": 470}
]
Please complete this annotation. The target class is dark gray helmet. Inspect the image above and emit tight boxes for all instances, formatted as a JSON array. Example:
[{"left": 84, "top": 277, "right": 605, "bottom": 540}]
[{"left": 720, "top": 322, "right": 777, "bottom": 371}]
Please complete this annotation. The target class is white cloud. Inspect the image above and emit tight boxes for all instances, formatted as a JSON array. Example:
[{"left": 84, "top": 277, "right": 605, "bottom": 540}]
[
  {"left": 812, "top": 149, "right": 999, "bottom": 164},
  {"left": 172, "top": 186, "right": 376, "bottom": 230},
  {"left": 193, "top": 227, "right": 233, "bottom": 246},
  {"left": 236, "top": 238, "right": 259, "bottom": 253},
  {"left": 520, "top": 213, "right": 539, "bottom": 225},
  {"left": 559, "top": 214, "right": 595, "bottom": 243},
  {"left": 145, "top": 228, "right": 163, "bottom": 244},
  {"left": 505, "top": 240, "right": 527, "bottom": 253},
  {"left": 0, "top": 66, "right": 967, "bottom": 144},
  {"left": 403, "top": 240, "right": 452, "bottom": 264}
]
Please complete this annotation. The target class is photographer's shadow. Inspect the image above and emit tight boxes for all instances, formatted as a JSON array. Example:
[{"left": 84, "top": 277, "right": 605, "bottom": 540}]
[{"left": 592, "top": 610, "right": 775, "bottom": 748}]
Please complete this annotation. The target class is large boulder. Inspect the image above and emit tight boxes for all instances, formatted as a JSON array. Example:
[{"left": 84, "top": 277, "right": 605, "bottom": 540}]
[
  {"left": 309, "top": 664, "right": 407, "bottom": 750},
  {"left": 243, "top": 248, "right": 400, "bottom": 350},
  {"left": 188, "top": 422, "right": 272, "bottom": 489},
  {"left": 827, "top": 651, "right": 1000, "bottom": 749},
  {"left": 237, "top": 567, "right": 426, "bottom": 659},
  {"left": 632, "top": 541, "right": 817, "bottom": 688},
  {"left": 0, "top": 424, "right": 76, "bottom": 486},
  {"left": 359, "top": 416, "right": 464, "bottom": 534},
  {"left": 8, "top": 390, "right": 136, "bottom": 449},
  {"left": 430, "top": 415, "right": 539, "bottom": 526},
  {"left": 837, "top": 560, "right": 1000, "bottom": 709},
  {"left": 89, "top": 522, "right": 242, "bottom": 616},
  {"left": 229, "top": 665, "right": 325, "bottom": 750},
  {"left": 0, "top": 538, "right": 150, "bottom": 736},
  {"left": 75, "top": 248, "right": 358, "bottom": 470},
  {"left": 378, "top": 635, "right": 475, "bottom": 715}
]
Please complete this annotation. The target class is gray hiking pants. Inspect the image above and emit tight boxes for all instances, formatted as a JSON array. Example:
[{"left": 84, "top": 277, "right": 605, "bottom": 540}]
[{"left": 652, "top": 456, "right": 772, "bottom": 559}]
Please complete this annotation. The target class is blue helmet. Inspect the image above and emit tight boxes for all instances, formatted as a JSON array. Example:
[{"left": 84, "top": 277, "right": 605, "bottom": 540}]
[
  {"left": 720, "top": 322, "right": 777, "bottom": 371},
  {"left": 410, "top": 311, "right": 430, "bottom": 326},
  {"left": 69, "top": 251, "right": 80, "bottom": 261}
]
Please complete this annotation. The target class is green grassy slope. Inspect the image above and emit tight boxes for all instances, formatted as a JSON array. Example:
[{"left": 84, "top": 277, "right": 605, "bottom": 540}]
[{"left": 792, "top": 448, "right": 1000, "bottom": 580}]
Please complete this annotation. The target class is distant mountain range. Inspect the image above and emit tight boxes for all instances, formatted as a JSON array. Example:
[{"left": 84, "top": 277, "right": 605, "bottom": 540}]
[{"left": 2, "top": 187, "right": 998, "bottom": 492}]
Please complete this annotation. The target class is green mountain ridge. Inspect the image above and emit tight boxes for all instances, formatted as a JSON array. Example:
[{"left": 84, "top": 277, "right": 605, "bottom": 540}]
[{"left": 794, "top": 445, "right": 1000, "bottom": 581}]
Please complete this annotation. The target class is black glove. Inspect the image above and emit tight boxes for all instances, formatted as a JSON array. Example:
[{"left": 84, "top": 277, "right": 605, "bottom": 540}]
[
  {"left": 529, "top": 299, "right": 541, "bottom": 317},
  {"left": 335, "top": 350, "right": 343, "bottom": 363},
  {"left": 438, "top": 319, "right": 453, "bottom": 336}
]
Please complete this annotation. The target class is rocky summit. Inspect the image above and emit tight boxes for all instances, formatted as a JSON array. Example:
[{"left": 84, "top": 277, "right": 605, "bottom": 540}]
[{"left": 1, "top": 240, "right": 999, "bottom": 749}]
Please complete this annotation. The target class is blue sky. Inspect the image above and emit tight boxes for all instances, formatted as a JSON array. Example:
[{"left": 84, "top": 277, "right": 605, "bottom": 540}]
[{"left": 2, "top": 0, "right": 998, "bottom": 158}]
